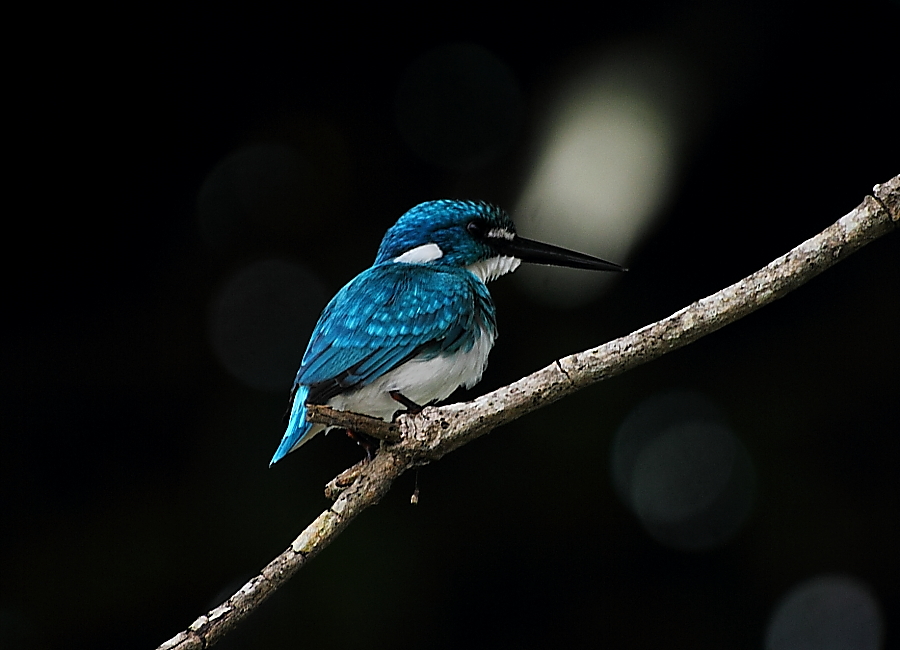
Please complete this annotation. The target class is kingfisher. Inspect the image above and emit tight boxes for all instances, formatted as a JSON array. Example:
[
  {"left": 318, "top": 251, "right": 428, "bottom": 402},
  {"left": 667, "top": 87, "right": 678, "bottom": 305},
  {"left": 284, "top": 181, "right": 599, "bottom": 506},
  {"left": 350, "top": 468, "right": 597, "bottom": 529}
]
[{"left": 270, "top": 200, "right": 625, "bottom": 466}]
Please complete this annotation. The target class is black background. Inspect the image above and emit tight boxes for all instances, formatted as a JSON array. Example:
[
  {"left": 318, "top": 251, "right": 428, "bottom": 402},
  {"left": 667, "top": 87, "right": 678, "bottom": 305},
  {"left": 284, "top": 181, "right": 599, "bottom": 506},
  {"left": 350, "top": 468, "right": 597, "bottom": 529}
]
[{"left": 3, "top": 2, "right": 898, "bottom": 649}]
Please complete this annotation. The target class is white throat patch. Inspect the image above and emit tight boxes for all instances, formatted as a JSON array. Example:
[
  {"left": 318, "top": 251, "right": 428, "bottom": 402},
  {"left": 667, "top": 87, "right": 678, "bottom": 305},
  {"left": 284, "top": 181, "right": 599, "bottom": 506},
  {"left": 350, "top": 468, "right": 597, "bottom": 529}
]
[
  {"left": 467, "top": 255, "right": 521, "bottom": 283},
  {"left": 394, "top": 243, "right": 444, "bottom": 264}
]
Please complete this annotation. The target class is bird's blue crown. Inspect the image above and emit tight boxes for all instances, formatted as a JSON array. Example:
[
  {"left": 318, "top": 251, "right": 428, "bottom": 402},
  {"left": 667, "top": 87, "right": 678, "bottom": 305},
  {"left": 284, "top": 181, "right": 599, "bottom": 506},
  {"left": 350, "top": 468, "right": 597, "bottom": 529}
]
[{"left": 374, "top": 200, "right": 515, "bottom": 268}]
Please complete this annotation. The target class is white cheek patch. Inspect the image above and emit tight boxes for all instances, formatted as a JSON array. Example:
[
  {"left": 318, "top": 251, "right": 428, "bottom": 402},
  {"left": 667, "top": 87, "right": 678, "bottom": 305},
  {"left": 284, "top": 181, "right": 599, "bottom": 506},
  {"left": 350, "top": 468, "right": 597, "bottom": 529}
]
[{"left": 394, "top": 243, "right": 444, "bottom": 263}]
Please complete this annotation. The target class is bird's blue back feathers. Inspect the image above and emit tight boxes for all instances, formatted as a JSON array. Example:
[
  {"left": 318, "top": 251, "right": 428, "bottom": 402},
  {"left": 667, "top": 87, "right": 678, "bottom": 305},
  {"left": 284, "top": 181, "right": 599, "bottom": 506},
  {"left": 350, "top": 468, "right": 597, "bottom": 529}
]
[{"left": 300, "top": 263, "right": 495, "bottom": 385}]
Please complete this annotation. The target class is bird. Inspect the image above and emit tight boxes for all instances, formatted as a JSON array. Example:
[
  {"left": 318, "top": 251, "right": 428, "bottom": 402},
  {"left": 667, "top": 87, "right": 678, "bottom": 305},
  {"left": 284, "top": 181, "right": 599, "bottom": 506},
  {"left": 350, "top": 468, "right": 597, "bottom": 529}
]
[{"left": 270, "top": 199, "right": 625, "bottom": 466}]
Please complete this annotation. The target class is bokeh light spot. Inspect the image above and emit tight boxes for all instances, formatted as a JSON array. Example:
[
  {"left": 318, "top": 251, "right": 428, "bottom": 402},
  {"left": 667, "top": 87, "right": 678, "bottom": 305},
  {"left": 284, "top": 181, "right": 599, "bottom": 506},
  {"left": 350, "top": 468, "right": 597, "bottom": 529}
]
[
  {"left": 611, "top": 391, "right": 755, "bottom": 550},
  {"left": 197, "top": 143, "right": 313, "bottom": 250},
  {"left": 515, "top": 43, "right": 698, "bottom": 306},
  {"left": 765, "top": 575, "right": 883, "bottom": 650},
  {"left": 209, "top": 259, "right": 327, "bottom": 391},
  {"left": 631, "top": 423, "right": 736, "bottom": 524}
]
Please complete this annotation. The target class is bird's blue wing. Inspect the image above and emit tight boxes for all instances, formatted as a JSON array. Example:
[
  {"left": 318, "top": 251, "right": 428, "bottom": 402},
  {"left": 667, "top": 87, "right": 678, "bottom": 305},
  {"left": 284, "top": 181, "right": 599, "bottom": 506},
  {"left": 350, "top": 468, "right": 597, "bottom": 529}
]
[
  {"left": 299, "top": 263, "right": 494, "bottom": 395},
  {"left": 270, "top": 264, "right": 494, "bottom": 465}
]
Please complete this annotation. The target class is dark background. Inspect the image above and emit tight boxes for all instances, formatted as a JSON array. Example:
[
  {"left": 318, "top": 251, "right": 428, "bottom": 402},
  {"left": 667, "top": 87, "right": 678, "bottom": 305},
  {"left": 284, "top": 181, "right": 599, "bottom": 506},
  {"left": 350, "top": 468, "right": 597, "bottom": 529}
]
[{"left": 3, "top": 2, "right": 898, "bottom": 649}]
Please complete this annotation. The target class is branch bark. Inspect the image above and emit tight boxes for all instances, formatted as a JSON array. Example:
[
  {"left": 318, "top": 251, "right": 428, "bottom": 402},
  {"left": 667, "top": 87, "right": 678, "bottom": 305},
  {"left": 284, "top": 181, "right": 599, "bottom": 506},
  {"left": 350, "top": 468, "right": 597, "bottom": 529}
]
[{"left": 158, "top": 175, "right": 899, "bottom": 650}]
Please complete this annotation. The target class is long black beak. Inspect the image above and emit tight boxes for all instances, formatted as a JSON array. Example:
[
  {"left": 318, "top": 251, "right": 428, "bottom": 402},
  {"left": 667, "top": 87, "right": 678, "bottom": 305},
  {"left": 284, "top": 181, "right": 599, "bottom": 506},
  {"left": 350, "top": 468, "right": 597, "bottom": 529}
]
[{"left": 493, "top": 235, "right": 627, "bottom": 272}]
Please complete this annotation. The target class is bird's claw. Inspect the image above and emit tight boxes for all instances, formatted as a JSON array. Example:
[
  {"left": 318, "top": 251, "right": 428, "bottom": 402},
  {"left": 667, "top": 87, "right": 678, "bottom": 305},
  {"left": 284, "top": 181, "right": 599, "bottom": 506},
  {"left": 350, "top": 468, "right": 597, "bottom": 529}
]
[
  {"left": 389, "top": 390, "right": 424, "bottom": 416},
  {"left": 344, "top": 429, "right": 378, "bottom": 461}
]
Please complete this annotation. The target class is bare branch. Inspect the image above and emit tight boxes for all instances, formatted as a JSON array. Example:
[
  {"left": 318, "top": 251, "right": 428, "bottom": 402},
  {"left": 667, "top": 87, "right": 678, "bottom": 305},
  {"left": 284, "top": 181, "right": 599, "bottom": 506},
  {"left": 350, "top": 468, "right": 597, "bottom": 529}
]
[
  {"left": 157, "top": 175, "right": 898, "bottom": 650},
  {"left": 306, "top": 404, "right": 402, "bottom": 442}
]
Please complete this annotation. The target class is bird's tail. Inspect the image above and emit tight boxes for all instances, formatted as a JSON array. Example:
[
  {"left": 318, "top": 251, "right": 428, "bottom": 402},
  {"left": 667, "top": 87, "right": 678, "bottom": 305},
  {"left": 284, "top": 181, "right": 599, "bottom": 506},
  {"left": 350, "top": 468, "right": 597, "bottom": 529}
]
[{"left": 270, "top": 384, "right": 316, "bottom": 466}]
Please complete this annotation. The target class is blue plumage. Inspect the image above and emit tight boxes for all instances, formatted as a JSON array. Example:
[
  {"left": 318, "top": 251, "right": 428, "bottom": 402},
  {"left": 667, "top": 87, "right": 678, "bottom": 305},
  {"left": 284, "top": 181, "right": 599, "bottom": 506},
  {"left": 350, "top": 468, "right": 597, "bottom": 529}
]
[{"left": 270, "top": 200, "right": 624, "bottom": 466}]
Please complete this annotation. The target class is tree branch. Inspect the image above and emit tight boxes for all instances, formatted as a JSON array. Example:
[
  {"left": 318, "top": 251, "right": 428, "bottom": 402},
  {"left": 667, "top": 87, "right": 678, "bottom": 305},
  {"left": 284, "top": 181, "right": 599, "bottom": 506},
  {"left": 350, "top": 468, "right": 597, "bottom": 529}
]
[
  {"left": 306, "top": 404, "right": 402, "bottom": 442},
  {"left": 158, "top": 175, "right": 898, "bottom": 650}
]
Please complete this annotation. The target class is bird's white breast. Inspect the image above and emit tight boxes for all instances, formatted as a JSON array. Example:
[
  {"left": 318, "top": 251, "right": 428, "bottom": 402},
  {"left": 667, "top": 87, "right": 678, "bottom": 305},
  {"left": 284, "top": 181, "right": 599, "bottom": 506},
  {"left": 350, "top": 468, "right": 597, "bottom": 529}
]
[{"left": 328, "top": 327, "right": 495, "bottom": 421}]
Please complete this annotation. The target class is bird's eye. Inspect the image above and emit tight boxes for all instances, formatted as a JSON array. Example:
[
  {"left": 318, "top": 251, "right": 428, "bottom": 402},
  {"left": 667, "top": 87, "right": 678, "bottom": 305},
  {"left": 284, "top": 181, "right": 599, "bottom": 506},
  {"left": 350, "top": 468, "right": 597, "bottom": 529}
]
[{"left": 466, "top": 220, "right": 487, "bottom": 238}]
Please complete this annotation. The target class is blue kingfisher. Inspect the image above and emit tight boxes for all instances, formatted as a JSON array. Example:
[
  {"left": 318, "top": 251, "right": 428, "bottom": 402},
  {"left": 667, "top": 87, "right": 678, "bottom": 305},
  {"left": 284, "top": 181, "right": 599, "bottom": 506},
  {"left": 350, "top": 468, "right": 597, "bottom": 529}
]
[{"left": 270, "top": 200, "right": 624, "bottom": 465}]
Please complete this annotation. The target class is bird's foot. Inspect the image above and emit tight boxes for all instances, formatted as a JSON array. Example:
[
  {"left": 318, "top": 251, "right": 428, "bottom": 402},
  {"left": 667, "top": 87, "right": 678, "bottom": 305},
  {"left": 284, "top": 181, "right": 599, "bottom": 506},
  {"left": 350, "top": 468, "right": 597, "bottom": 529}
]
[
  {"left": 344, "top": 429, "right": 378, "bottom": 461},
  {"left": 389, "top": 390, "right": 424, "bottom": 418}
]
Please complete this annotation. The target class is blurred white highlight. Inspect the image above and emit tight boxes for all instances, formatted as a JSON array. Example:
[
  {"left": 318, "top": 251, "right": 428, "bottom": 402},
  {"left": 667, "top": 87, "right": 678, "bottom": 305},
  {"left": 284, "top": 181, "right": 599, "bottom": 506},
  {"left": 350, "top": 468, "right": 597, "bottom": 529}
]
[{"left": 516, "top": 44, "right": 696, "bottom": 306}]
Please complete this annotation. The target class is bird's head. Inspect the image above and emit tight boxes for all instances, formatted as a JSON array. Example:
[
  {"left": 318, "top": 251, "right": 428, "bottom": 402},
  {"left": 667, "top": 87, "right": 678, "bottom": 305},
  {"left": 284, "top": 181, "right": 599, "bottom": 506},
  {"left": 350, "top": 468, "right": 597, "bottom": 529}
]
[{"left": 374, "top": 200, "right": 625, "bottom": 282}]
